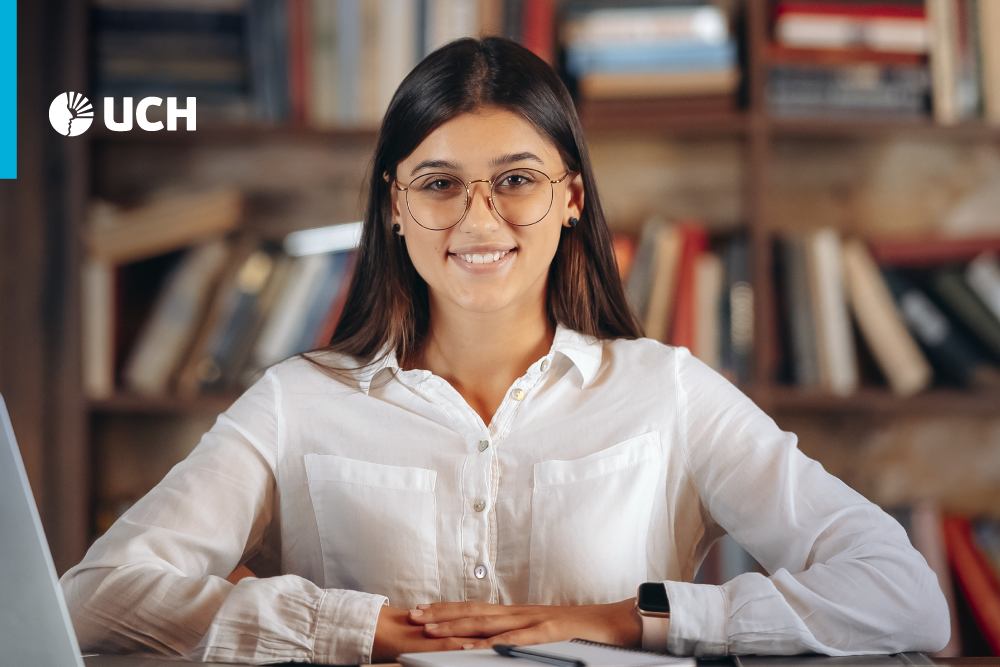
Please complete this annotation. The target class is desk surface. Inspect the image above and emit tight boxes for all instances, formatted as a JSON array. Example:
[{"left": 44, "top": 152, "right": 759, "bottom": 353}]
[{"left": 83, "top": 655, "right": 999, "bottom": 666}]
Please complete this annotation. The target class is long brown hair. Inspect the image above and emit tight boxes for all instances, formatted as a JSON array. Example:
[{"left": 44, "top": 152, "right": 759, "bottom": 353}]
[{"left": 302, "top": 36, "right": 642, "bottom": 384}]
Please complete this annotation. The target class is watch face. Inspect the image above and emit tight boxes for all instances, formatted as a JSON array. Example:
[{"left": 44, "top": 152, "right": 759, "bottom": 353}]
[{"left": 638, "top": 582, "right": 670, "bottom": 614}]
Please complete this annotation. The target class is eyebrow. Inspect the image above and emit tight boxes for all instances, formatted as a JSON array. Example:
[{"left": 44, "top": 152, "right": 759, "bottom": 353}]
[{"left": 409, "top": 151, "right": 545, "bottom": 176}]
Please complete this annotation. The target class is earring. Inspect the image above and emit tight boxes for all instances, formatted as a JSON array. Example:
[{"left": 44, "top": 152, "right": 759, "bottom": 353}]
[
  {"left": 568, "top": 217, "right": 579, "bottom": 228},
  {"left": 391, "top": 223, "right": 401, "bottom": 235}
]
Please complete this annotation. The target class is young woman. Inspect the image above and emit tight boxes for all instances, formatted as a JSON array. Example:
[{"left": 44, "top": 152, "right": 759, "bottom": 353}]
[{"left": 60, "top": 37, "right": 949, "bottom": 665}]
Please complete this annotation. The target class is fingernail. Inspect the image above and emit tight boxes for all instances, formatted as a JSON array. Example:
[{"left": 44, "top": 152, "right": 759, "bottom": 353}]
[
  {"left": 463, "top": 643, "right": 476, "bottom": 650},
  {"left": 425, "top": 623, "right": 438, "bottom": 629},
  {"left": 416, "top": 604, "right": 430, "bottom": 609}
]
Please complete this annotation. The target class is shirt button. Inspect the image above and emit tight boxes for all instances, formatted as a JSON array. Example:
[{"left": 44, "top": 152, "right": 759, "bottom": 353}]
[
  {"left": 540, "top": 358, "right": 550, "bottom": 372},
  {"left": 478, "top": 439, "right": 490, "bottom": 452},
  {"left": 474, "top": 564, "right": 488, "bottom": 579},
  {"left": 511, "top": 387, "right": 525, "bottom": 401},
  {"left": 473, "top": 500, "right": 486, "bottom": 512}
]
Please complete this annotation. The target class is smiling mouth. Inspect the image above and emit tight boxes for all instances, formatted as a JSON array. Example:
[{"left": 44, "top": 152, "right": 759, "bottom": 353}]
[{"left": 448, "top": 248, "right": 517, "bottom": 265}]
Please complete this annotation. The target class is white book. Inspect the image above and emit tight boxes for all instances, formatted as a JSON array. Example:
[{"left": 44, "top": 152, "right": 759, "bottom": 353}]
[
  {"left": 807, "top": 228, "right": 858, "bottom": 396},
  {"left": 81, "top": 258, "right": 114, "bottom": 400},
  {"left": 693, "top": 250, "right": 723, "bottom": 370},
  {"left": 842, "top": 238, "right": 931, "bottom": 397},
  {"left": 400, "top": 639, "right": 694, "bottom": 667}
]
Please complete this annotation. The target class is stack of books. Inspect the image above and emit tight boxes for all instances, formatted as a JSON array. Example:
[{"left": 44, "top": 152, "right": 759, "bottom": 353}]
[
  {"left": 767, "top": 0, "right": 1000, "bottom": 124},
  {"left": 81, "top": 189, "right": 360, "bottom": 400},
  {"left": 91, "top": 0, "right": 562, "bottom": 128},
  {"left": 774, "top": 229, "right": 1000, "bottom": 396},
  {"left": 616, "top": 221, "right": 752, "bottom": 386},
  {"left": 561, "top": 1, "right": 739, "bottom": 115},
  {"left": 92, "top": 0, "right": 254, "bottom": 122}
]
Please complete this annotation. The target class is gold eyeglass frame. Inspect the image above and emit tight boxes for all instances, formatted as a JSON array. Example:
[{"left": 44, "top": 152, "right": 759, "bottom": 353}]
[{"left": 383, "top": 168, "right": 576, "bottom": 231}]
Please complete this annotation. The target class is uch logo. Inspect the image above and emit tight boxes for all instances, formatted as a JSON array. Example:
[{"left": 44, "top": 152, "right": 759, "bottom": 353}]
[{"left": 49, "top": 92, "right": 197, "bottom": 135}]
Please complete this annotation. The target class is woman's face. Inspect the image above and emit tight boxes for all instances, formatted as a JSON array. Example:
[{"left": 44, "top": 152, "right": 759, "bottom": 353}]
[{"left": 390, "top": 106, "right": 584, "bottom": 317}]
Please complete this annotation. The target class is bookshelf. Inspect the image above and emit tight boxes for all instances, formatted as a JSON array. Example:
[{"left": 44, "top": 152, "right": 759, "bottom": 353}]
[{"left": 12, "top": 3, "right": 993, "bottom": 649}]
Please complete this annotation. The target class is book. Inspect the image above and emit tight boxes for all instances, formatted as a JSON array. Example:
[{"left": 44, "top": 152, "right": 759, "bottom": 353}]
[
  {"left": 927, "top": 266, "right": 1000, "bottom": 361},
  {"left": 122, "top": 239, "right": 231, "bottom": 395},
  {"left": 907, "top": 503, "right": 962, "bottom": 657},
  {"left": 721, "top": 235, "right": 753, "bottom": 385},
  {"left": 668, "top": 224, "right": 708, "bottom": 350},
  {"left": 926, "top": 0, "right": 961, "bottom": 125},
  {"left": 779, "top": 235, "right": 819, "bottom": 387},
  {"left": 81, "top": 258, "right": 116, "bottom": 400},
  {"left": 942, "top": 515, "right": 1000, "bottom": 654},
  {"left": 841, "top": 238, "right": 931, "bottom": 396},
  {"left": 692, "top": 250, "right": 723, "bottom": 370},
  {"left": 774, "top": 1, "right": 929, "bottom": 54},
  {"left": 580, "top": 69, "right": 739, "bottom": 100},
  {"left": 881, "top": 268, "right": 1000, "bottom": 389},
  {"left": 399, "top": 638, "right": 694, "bottom": 667},
  {"left": 979, "top": 0, "right": 1000, "bottom": 124},
  {"left": 84, "top": 189, "right": 243, "bottom": 265},
  {"left": 965, "top": 252, "right": 1000, "bottom": 324},
  {"left": 805, "top": 228, "right": 857, "bottom": 396},
  {"left": 643, "top": 223, "right": 683, "bottom": 343}
]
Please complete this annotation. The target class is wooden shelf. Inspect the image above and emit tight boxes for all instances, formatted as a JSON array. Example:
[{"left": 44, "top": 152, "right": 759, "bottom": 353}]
[
  {"left": 766, "top": 116, "right": 1000, "bottom": 140},
  {"left": 88, "top": 121, "right": 380, "bottom": 145},
  {"left": 88, "top": 392, "right": 240, "bottom": 416},
  {"left": 759, "top": 386, "right": 1000, "bottom": 416}
]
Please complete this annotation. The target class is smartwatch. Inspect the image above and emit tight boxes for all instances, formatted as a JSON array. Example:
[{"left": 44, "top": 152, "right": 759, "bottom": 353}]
[{"left": 635, "top": 582, "right": 671, "bottom": 652}]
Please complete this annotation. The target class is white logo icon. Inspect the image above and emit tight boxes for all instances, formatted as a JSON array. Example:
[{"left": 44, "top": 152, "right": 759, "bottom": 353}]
[{"left": 49, "top": 92, "right": 94, "bottom": 136}]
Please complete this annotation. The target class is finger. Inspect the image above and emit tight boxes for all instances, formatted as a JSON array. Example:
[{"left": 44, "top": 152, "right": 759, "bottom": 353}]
[
  {"left": 462, "top": 623, "right": 562, "bottom": 650},
  {"left": 422, "top": 614, "right": 535, "bottom": 639},
  {"left": 409, "top": 602, "right": 522, "bottom": 624}
]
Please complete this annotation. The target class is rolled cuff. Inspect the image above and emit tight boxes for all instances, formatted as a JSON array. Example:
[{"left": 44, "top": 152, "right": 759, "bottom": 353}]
[
  {"left": 312, "top": 589, "right": 389, "bottom": 665},
  {"left": 663, "top": 580, "right": 729, "bottom": 656}
]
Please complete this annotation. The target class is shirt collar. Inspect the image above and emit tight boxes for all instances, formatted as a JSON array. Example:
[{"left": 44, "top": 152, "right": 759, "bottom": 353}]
[{"left": 357, "top": 321, "right": 603, "bottom": 394}]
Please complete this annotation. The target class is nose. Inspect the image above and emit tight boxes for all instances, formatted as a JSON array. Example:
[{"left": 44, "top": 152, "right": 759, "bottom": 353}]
[{"left": 458, "top": 179, "right": 500, "bottom": 232}]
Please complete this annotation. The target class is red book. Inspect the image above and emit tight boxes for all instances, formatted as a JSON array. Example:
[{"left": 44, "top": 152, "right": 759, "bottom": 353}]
[
  {"left": 521, "top": 0, "right": 556, "bottom": 65},
  {"left": 611, "top": 232, "right": 637, "bottom": 282},
  {"left": 775, "top": 1, "right": 926, "bottom": 20},
  {"left": 668, "top": 224, "right": 709, "bottom": 350},
  {"left": 867, "top": 236, "right": 1000, "bottom": 267},
  {"left": 942, "top": 515, "right": 1000, "bottom": 653}
]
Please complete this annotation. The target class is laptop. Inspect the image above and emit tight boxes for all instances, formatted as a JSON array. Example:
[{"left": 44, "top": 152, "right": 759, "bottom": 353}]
[
  {"left": 0, "top": 394, "right": 85, "bottom": 667},
  {"left": 0, "top": 395, "right": 246, "bottom": 667}
]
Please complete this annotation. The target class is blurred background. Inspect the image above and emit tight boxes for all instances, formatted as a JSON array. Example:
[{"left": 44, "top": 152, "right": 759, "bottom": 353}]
[{"left": 1, "top": 0, "right": 999, "bottom": 657}]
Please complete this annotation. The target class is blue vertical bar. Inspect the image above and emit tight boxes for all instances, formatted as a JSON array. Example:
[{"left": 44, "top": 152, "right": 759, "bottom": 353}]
[{"left": 0, "top": 0, "right": 15, "bottom": 179}]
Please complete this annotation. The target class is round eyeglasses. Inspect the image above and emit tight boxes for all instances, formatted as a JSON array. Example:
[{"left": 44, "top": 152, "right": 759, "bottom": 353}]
[{"left": 386, "top": 168, "right": 575, "bottom": 231}]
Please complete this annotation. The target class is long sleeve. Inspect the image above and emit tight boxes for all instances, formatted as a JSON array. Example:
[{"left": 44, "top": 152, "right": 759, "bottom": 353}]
[
  {"left": 58, "top": 368, "right": 387, "bottom": 664},
  {"left": 663, "top": 348, "right": 950, "bottom": 656}
]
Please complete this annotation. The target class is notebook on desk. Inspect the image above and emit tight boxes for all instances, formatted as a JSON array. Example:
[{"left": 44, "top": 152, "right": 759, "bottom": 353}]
[{"left": 399, "top": 638, "right": 695, "bottom": 667}]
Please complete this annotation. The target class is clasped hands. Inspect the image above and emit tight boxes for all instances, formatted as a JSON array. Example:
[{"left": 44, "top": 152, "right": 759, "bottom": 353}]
[{"left": 371, "top": 597, "right": 644, "bottom": 663}]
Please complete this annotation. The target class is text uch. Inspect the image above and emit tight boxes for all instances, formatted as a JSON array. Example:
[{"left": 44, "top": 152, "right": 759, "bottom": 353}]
[{"left": 104, "top": 96, "right": 197, "bottom": 132}]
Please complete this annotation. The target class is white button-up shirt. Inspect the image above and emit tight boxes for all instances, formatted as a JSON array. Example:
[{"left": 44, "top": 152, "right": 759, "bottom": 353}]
[{"left": 59, "top": 323, "right": 950, "bottom": 664}]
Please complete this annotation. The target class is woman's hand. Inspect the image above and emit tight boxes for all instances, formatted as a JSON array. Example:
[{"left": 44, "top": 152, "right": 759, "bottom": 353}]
[
  {"left": 404, "top": 598, "right": 645, "bottom": 650},
  {"left": 370, "top": 604, "right": 472, "bottom": 662}
]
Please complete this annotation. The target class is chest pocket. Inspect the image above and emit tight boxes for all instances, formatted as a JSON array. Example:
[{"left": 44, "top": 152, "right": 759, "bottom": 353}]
[
  {"left": 303, "top": 453, "right": 440, "bottom": 605},
  {"left": 528, "top": 431, "right": 663, "bottom": 604}
]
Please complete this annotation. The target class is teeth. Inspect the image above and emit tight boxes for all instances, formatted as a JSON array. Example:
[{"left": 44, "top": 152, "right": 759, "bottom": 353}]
[{"left": 457, "top": 249, "right": 511, "bottom": 265}]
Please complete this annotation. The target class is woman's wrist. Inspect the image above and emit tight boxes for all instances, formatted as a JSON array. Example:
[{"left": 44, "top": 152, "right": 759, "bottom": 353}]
[{"left": 612, "top": 597, "right": 644, "bottom": 648}]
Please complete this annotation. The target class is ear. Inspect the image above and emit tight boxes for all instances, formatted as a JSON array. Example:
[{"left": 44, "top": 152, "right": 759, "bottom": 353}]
[
  {"left": 564, "top": 172, "right": 585, "bottom": 224},
  {"left": 385, "top": 172, "right": 404, "bottom": 232}
]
